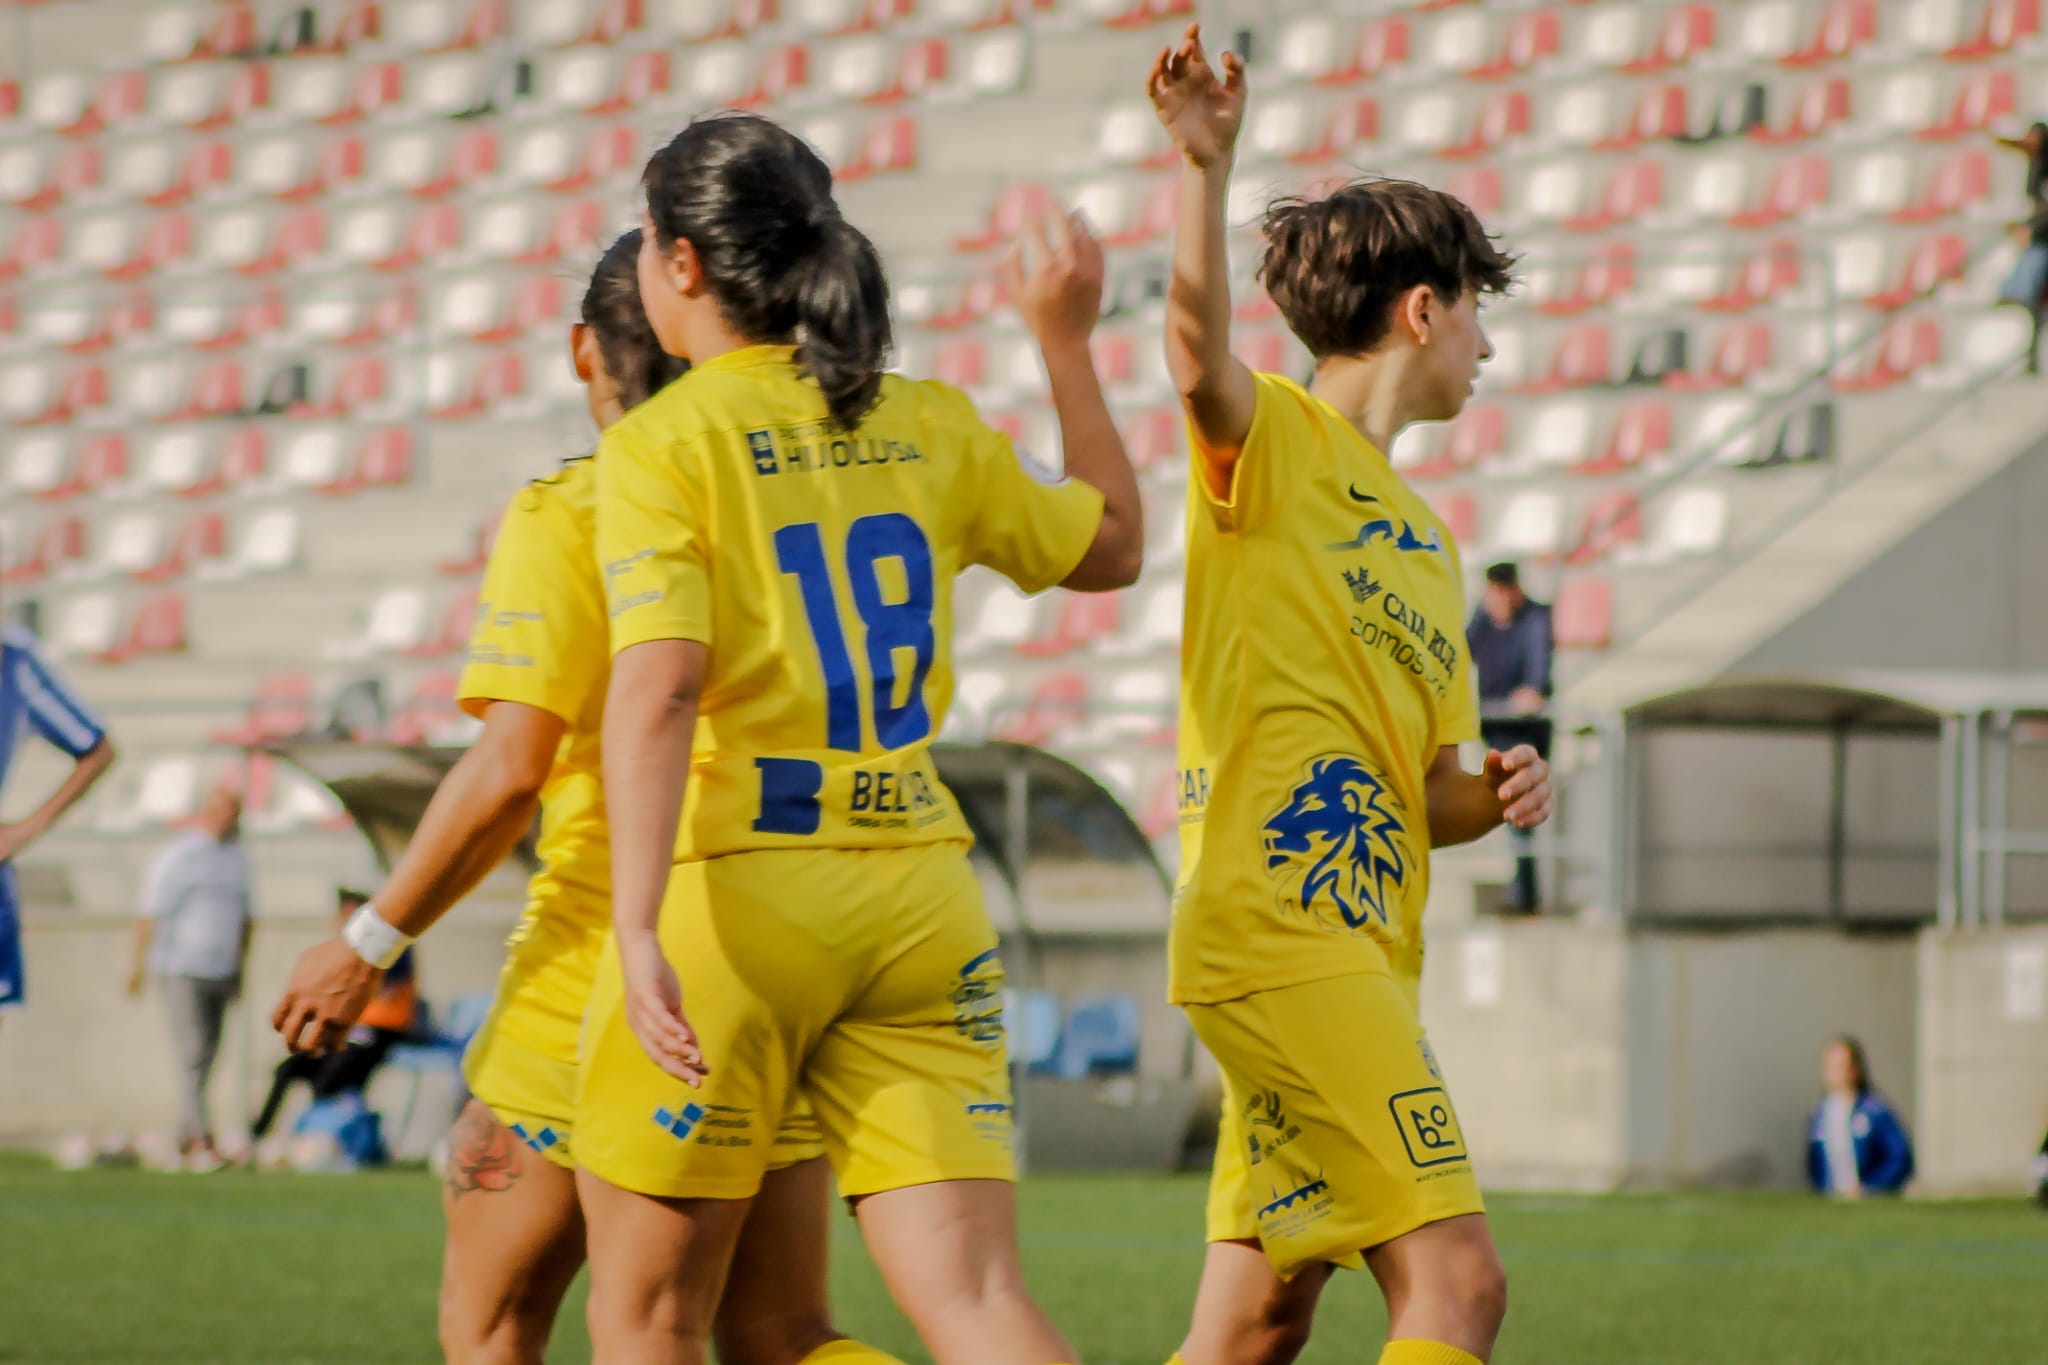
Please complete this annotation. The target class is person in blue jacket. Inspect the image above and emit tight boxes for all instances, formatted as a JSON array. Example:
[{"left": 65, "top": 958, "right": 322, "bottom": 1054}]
[{"left": 1808, "top": 1035, "right": 1914, "bottom": 1197}]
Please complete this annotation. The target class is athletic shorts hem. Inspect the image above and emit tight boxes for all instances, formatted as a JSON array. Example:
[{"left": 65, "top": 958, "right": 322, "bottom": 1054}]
[
  {"left": 573, "top": 1153, "right": 770, "bottom": 1202},
  {"left": 1167, "top": 959, "right": 1395, "bottom": 1010},
  {"left": 836, "top": 1159, "right": 1019, "bottom": 1200},
  {"left": 479, "top": 1102, "right": 579, "bottom": 1171},
  {"left": 1207, "top": 1198, "right": 1487, "bottom": 1279}
]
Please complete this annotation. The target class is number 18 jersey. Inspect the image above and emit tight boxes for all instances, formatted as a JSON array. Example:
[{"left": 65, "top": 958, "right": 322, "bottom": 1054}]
[{"left": 598, "top": 344, "right": 1105, "bottom": 862}]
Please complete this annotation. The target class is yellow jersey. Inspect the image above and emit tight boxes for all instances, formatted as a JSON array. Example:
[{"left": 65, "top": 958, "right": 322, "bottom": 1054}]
[
  {"left": 599, "top": 344, "right": 1106, "bottom": 862},
  {"left": 456, "top": 455, "right": 611, "bottom": 1041},
  {"left": 1171, "top": 372, "right": 1480, "bottom": 1006}
]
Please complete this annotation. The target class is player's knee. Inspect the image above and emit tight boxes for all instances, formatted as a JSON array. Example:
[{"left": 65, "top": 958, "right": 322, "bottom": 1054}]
[
  {"left": 587, "top": 1276, "right": 715, "bottom": 1355},
  {"left": 438, "top": 1283, "right": 552, "bottom": 1365},
  {"left": 1234, "top": 1308, "right": 1317, "bottom": 1365}
]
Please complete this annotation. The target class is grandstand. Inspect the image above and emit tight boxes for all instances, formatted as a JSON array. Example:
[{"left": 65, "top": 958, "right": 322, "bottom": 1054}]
[{"left": 3, "top": 0, "right": 2047, "bottom": 1194}]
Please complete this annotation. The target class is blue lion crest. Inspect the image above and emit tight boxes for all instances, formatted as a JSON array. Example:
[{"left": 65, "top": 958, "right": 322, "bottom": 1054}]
[{"left": 1262, "top": 756, "right": 1409, "bottom": 931}]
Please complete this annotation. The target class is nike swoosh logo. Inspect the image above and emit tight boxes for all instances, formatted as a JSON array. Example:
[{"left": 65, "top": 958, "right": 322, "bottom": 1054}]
[{"left": 1347, "top": 484, "right": 1379, "bottom": 503}]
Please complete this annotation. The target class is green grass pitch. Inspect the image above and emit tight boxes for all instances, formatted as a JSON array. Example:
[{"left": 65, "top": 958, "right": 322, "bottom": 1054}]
[{"left": 2, "top": 1157, "right": 2042, "bottom": 1363}]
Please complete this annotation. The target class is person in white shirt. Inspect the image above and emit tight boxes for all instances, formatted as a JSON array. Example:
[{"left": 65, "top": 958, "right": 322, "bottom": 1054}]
[{"left": 127, "top": 785, "right": 252, "bottom": 1171}]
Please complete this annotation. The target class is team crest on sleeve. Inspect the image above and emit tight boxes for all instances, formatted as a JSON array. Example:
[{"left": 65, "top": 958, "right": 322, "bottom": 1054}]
[{"left": 1261, "top": 755, "right": 1411, "bottom": 933}]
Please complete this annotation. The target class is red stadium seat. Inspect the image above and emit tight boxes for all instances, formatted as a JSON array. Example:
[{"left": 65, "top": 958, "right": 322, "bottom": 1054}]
[
  {"left": 1576, "top": 399, "right": 1673, "bottom": 475},
  {"left": 956, "top": 183, "right": 1052, "bottom": 253},
  {"left": 1427, "top": 493, "right": 1480, "bottom": 546},
  {"left": 1597, "top": 84, "right": 1689, "bottom": 151},
  {"left": 1464, "top": 7, "right": 1560, "bottom": 79},
  {"left": 146, "top": 140, "right": 234, "bottom": 209},
  {"left": 1553, "top": 577, "right": 1613, "bottom": 649},
  {"left": 1753, "top": 76, "right": 1851, "bottom": 144},
  {"left": 1834, "top": 318, "right": 1942, "bottom": 392},
  {"left": 0, "top": 215, "right": 63, "bottom": 281},
  {"left": 1864, "top": 233, "right": 1969, "bottom": 309},
  {"left": 1535, "top": 243, "right": 1636, "bottom": 317},
  {"left": 1, "top": 142, "right": 100, "bottom": 210},
  {"left": 1917, "top": 68, "right": 2015, "bottom": 140},
  {"left": 211, "top": 672, "right": 316, "bottom": 746},
  {"left": 1518, "top": 325, "right": 1612, "bottom": 393},
  {"left": 1566, "top": 159, "right": 1661, "bottom": 232},
  {"left": 430, "top": 349, "right": 527, "bottom": 419},
  {"left": 1699, "top": 239, "right": 1801, "bottom": 313},
  {"left": 1781, "top": 0, "right": 1878, "bottom": 66},
  {"left": 1312, "top": 15, "right": 1411, "bottom": 86},
  {"left": 1726, "top": 154, "right": 1828, "bottom": 228},
  {"left": 1564, "top": 492, "right": 1643, "bottom": 565},
  {"left": 383, "top": 671, "right": 465, "bottom": 744},
  {"left": 1019, "top": 592, "right": 1122, "bottom": 657},
  {"left": 1619, "top": 4, "right": 1715, "bottom": 73},
  {"left": 1409, "top": 404, "right": 1507, "bottom": 480},
  {"left": 440, "top": 510, "right": 504, "bottom": 577},
  {"left": 1667, "top": 322, "right": 1775, "bottom": 392},
  {"left": 1890, "top": 149, "right": 1992, "bottom": 222},
  {"left": 840, "top": 115, "right": 919, "bottom": 181},
  {"left": 1945, "top": 0, "right": 2040, "bottom": 57},
  {"left": 99, "top": 593, "right": 189, "bottom": 665},
  {"left": 1124, "top": 407, "right": 1182, "bottom": 472},
  {"left": 135, "top": 512, "right": 228, "bottom": 583},
  {"left": 2, "top": 515, "right": 86, "bottom": 586},
  {"left": 1089, "top": 0, "right": 1192, "bottom": 30},
  {"left": 1442, "top": 89, "right": 1531, "bottom": 159},
  {"left": 409, "top": 589, "right": 481, "bottom": 659},
  {"left": 992, "top": 671, "right": 1088, "bottom": 746}
]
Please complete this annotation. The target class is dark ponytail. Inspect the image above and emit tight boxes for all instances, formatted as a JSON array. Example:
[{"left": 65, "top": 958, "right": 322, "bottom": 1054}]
[
  {"left": 582, "top": 229, "right": 688, "bottom": 411},
  {"left": 641, "top": 112, "right": 891, "bottom": 432}
]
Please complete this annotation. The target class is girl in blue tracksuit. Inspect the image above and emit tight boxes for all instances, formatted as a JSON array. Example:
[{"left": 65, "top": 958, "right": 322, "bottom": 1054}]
[{"left": 1808, "top": 1035, "right": 1914, "bottom": 1197}]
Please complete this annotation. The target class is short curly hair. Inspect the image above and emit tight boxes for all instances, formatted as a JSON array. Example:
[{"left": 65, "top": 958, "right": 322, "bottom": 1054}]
[{"left": 1258, "top": 177, "right": 1518, "bottom": 360}]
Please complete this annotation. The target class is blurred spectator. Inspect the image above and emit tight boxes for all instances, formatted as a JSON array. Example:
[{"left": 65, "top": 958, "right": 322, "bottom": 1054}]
[
  {"left": 126, "top": 785, "right": 252, "bottom": 1173},
  {"left": 1807, "top": 1036, "right": 1914, "bottom": 1198},
  {"left": 1466, "top": 562, "right": 1553, "bottom": 911},
  {"left": 1996, "top": 122, "right": 2048, "bottom": 376},
  {"left": 250, "top": 888, "right": 418, "bottom": 1143},
  {"left": 1, "top": 611, "right": 117, "bottom": 1027}
]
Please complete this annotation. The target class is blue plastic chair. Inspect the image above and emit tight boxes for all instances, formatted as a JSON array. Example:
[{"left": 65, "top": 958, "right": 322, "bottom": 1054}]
[
  {"left": 1007, "top": 988, "right": 1065, "bottom": 1076},
  {"left": 1052, "top": 995, "right": 1141, "bottom": 1079},
  {"left": 380, "top": 991, "right": 495, "bottom": 1145}
]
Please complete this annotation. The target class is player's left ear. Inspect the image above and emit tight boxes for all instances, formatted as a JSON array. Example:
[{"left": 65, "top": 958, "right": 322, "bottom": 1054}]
[
  {"left": 665, "top": 235, "right": 707, "bottom": 296},
  {"left": 1401, "top": 284, "right": 1436, "bottom": 347},
  {"left": 570, "top": 322, "right": 599, "bottom": 386}
]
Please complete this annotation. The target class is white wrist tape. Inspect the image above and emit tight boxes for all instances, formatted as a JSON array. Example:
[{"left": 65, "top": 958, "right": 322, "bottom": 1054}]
[{"left": 342, "top": 903, "right": 416, "bottom": 970}]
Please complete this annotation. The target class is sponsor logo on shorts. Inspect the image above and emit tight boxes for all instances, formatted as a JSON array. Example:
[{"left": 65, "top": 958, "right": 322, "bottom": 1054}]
[
  {"left": 1388, "top": 1087, "right": 1468, "bottom": 1168},
  {"left": 508, "top": 1122, "right": 566, "bottom": 1156},
  {"left": 1243, "top": 1090, "right": 1303, "bottom": 1168},
  {"left": 1256, "top": 1169, "right": 1338, "bottom": 1241},
  {"left": 1261, "top": 755, "right": 1412, "bottom": 935},
  {"left": 950, "top": 948, "right": 1006, "bottom": 1047},
  {"left": 649, "top": 1103, "right": 755, "bottom": 1149},
  {"left": 965, "top": 1096, "right": 1014, "bottom": 1149}
]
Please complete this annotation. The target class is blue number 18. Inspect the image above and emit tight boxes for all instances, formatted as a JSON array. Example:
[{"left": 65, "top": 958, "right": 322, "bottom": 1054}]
[{"left": 773, "top": 513, "right": 936, "bottom": 753}]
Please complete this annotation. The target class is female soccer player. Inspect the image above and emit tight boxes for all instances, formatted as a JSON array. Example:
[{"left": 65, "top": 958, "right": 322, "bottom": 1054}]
[
  {"left": 579, "top": 112, "right": 1141, "bottom": 1365},
  {"left": 272, "top": 232, "right": 904, "bottom": 1365},
  {"left": 1146, "top": 25, "right": 1552, "bottom": 1365}
]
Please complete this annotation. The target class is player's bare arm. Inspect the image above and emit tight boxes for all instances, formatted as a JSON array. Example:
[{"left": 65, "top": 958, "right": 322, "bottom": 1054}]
[
  {"left": 1150, "top": 22, "right": 1257, "bottom": 468},
  {"left": 271, "top": 699, "right": 563, "bottom": 1055},
  {"left": 1001, "top": 208, "right": 1143, "bottom": 591},
  {"left": 601, "top": 637, "right": 708, "bottom": 1088},
  {"left": 0, "top": 736, "right": 114, "bottom": 867},
  {"left": 1423, "top": 743, "right": 1553, "bottom": 849}
]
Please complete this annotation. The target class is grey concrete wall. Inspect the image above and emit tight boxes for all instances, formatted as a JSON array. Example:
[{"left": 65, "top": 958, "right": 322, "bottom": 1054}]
[
  {"left": 1739, "top": 441, "right": 2048, "bottom": 676},
  {"left": 1913, "top": 926, "right": 2048, "bottom": 1195},
  {"left": 1623, "top": 929, "right": 1918, "bottom": 1189},
  {"left": 1420, "top": 919, "right": 1632, "bottom": 1191}
]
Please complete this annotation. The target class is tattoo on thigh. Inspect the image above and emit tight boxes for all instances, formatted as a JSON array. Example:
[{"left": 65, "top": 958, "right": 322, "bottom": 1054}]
[{"left": 445, "top": 1102, "right": 522, "bottom": 1201}]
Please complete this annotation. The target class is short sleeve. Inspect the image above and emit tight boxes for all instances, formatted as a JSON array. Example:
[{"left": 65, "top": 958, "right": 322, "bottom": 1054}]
[
  {"left": 597, "top": 420, "right": 713, "bottom": 652},
  {"left": 457, "top": 486, "right": 607, "bottom": 724},
  {"left": 1187, "top": 372, "right": 1312, "bottom": 535},
  {"left": 12, "top": 640, "right": 106, "bottom": 758},
  {"left": 945, "top": 386, "right": 1106, "bottom": 595}
]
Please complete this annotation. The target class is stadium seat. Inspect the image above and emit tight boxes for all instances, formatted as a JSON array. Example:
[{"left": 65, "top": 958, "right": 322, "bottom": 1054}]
[
  {"left": 1776, "top": 0, "right": 1878, "bottom": 67},
  {"left": 1552, "top": 575, "right": 1613, "bottom": 649},
  {"left": 1890, "top": 148, "right": 1992, "bottom": 222},
  {"left": 1943, "top": 0, "right": 2040, "bottom": 57},
  {"left": 1667, "top": 323, "right": 1775, "bottom": 392},
  {"left": 1755, "top": 76, "right": 1851, "bottom": 143},
  {"left": 653, "top": 0, "right": 777, "bottom": 41},
  {"left": 1919, "top": 68, "right": 2015, "bottom": 140},
  {"left": 522, "top": 0, "right": 643, "bottom": 47},
  {"left": 0, "top": 216, "right": 63, "bottom": 282},
  {"left": 1, "top": 515, "right": 86, "bottom": 586},
  {"left": 1020, "top": 592, "right": 1122, "bottom": 658},
  {"left": 439, "top": 511, "right": 503, "bottom": 577},
  {"left": 835, "top": 115, "right": 919, "bottom": 181},
  {"left": 1463, "top": 7, "right": 1561, "bottom": 79},
  {"left": 1564, "top": 491, "right": 1642, "bottom": 566},
  {"left": 427, "top": 348, "right": 528, "bottom": 419},
  {"left": 409, "top": 589, "right": 481, "bottom": 658},
  {"left": 382, "top": 670, "right": 467, "bottom": 743},
  {"left": 100, "top": 592, "right": 189, "bottom": 664},
  {"left": 135, "top": 512, "right": 230, "bottom": 583},
  {"left": 1863, "top": 232, "right": 1969, "bottom": 309},
  {"left": 1052, "top": 996, "right": 1140, "bottom": 1078},
  {"left": 1094, "top": 102, "right": 1172, "bottom": 169},
  {"left": 1833, "top": 317, "right": 1942, "bottom": 391},
  {"left": 1491, "top": 492, "right": 1563, "bottom": 558},
  {"left": 1532, "top": 243, "right": 1636, "bottom": 317},
  {"left": 1407, "top": 402, "right": 1508, "bottom": 480},
  {"left": 0, "top": 141, "right": 99, "bottom": 210},
  {"left": 1649, "top": 488, "right": 1729, "bottom": 559},
  {"left": 1518, "top": 325, "right": 1612, "bottom": 393},
  {"left": 1578, "top": 399, "right": 1673, "bottom": 475},
  {"left": 326, "top": 587, "right": 430, "bottom": 660},
  {"left": 206, "top": 508, "right": 303, "bottom": 579},
  {"left": 1100, "top": 580, "right": 1182, "bottom": 656},
  {"left": 992, "top": 671, "right": 1088, "bottom": 746}
]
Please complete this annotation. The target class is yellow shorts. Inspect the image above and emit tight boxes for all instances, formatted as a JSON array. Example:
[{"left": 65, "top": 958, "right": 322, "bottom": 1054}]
[
  {"left": 1191, "top": 972, "right": 1484, "bottom": 1280},
  {"left": 463, "top": 889, "right": 828, "bottom": 1173},
  {"left": 576, "top": 844, "right": 1016, "bottom": 1201}
]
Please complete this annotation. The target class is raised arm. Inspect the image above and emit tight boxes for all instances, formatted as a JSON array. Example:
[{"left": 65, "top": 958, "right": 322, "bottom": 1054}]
[
  {"left": 1149, "top": 23, "right": 1257, "bottom": 467},
  {"left": 271, "top": 701, "right": 563, "bottom": 1054},
  {"left": 1001, "top": 210, "right": 1143, "bottom": 591}
]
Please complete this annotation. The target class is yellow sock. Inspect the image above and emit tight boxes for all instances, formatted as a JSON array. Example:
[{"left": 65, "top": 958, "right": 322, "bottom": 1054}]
[
  {"left": 1166, "top": 1357, "right": 1189, "bottom": 1365},
  {"left": 1379, "top": 1342, "right": 1483, "bottom": 1365},
  {"left": 797, "top": 1342, "right": 911, "bottom": 1365}
]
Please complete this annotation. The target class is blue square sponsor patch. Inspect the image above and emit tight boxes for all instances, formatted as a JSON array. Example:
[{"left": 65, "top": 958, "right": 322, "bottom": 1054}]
[
  {"left": 651, "top": 1103, "right": 707, "bottom": 1142},
  {"left": 1388, "top": 1087, "right": 1468, "bottom": 1167}
]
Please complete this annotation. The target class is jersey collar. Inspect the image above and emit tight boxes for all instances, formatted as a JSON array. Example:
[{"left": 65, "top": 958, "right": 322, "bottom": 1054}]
[{"left": 693, "top": 343, "right": 799, "bottom": 375}]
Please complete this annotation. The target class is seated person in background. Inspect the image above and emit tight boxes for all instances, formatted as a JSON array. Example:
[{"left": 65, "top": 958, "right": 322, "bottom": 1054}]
[
  {"left": 252, "top": 889, "right": 417, "bottom": 1141},
  {"left": 1807, "top": 1036, "right": 1914, "bottom": 1198}
]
